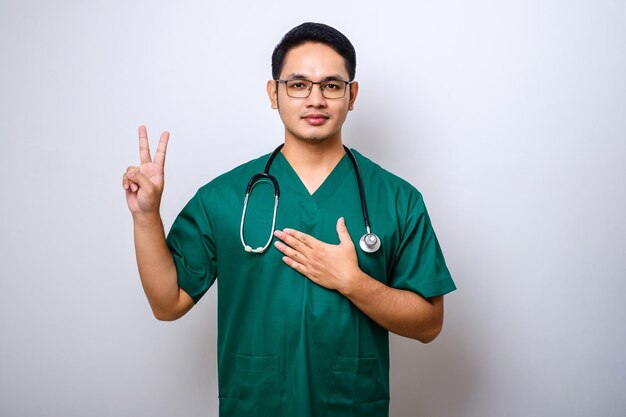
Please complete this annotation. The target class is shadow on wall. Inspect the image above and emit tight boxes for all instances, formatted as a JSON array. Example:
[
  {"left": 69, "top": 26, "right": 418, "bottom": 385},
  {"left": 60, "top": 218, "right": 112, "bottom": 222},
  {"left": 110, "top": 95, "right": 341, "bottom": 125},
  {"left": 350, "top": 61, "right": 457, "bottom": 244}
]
[{"left": 389, "top": 305, "right": 478, "bottom": 417}]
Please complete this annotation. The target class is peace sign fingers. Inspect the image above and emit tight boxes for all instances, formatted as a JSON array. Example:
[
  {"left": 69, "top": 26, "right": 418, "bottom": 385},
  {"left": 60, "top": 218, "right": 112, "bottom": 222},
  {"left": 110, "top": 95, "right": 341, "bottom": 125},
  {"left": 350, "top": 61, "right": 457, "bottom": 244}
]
[
  {"left": 138, "top": 125, "right": 170, "bottom": 168},
  {"left": 124, "top": 125, "right": 171, "bottom": 215}
]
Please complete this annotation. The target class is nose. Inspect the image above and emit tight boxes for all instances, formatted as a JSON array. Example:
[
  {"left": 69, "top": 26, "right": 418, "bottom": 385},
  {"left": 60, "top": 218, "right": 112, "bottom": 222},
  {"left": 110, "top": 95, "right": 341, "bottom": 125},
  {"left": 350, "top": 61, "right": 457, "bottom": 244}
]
[{"left": 305, "top": 83, "right": 327, "bottom": 107}]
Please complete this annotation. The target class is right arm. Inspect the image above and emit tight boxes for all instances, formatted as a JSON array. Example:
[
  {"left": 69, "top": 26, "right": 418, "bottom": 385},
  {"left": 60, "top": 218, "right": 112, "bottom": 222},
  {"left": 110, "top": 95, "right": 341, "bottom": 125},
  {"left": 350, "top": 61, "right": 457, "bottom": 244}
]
[{"left": 123, "top": 126, "right": 194, "bottom": 321}]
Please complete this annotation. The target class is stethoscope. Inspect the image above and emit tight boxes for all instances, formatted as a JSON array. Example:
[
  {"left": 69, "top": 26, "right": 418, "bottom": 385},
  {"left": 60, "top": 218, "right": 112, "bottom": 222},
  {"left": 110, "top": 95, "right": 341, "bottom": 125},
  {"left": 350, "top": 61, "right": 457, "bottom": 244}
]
[{"left": 240, "top": 144, "right": 381, "bottom": 254}]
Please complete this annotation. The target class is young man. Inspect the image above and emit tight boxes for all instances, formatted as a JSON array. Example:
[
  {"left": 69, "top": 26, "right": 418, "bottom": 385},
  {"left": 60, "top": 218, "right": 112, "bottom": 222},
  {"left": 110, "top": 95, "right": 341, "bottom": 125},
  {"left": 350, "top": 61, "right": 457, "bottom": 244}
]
[{"left": 123, "top": 22, "right": 455, "bottom": 417}]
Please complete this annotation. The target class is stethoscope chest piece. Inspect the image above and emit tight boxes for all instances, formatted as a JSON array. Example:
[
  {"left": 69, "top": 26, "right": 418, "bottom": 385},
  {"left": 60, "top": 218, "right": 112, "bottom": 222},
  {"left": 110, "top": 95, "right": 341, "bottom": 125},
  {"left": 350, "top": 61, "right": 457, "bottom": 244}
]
[{"left": 359, "top": 232, "right": 381, "bottom": 253}]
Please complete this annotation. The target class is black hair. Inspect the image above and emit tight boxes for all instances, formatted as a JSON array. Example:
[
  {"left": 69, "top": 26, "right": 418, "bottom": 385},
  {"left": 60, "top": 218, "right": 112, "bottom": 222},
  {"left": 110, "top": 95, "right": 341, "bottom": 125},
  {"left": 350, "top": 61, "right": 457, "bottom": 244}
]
[{"left": 271, "top": 22, "right": 356, "bottom": 81}]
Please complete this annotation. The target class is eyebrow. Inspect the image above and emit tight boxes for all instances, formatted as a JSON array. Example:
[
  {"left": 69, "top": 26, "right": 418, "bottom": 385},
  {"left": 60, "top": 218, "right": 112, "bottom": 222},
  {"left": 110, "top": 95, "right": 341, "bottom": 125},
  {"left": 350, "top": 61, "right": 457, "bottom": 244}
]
[{"left": 283, "top": 73, "right": 348, "bottom": 82}]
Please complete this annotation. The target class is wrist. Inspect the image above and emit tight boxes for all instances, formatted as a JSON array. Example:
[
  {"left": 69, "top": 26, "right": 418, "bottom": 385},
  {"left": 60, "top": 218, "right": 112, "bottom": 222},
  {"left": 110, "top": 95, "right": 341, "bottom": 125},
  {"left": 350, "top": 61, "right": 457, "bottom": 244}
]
[
  {"left": 132, "top": 211, "right": 163, "bottom": 228},
  {"left": 338, "top": 268, "right": 367, "bottom": 298}
]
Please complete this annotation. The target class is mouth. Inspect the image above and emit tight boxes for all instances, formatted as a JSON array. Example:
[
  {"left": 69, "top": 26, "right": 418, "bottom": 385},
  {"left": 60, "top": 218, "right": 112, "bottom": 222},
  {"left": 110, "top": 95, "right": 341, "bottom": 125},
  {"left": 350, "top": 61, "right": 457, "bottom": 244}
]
[{"left": 302, "top": 113, "right": 329, "bottom": 126}]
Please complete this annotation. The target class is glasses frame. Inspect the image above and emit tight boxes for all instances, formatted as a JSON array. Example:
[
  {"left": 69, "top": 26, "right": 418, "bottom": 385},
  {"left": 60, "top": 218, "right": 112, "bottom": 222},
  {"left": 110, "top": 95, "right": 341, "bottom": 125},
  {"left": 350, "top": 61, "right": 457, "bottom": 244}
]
[{"left": 275, "top": 79, "right": 353, "bottom": 99}]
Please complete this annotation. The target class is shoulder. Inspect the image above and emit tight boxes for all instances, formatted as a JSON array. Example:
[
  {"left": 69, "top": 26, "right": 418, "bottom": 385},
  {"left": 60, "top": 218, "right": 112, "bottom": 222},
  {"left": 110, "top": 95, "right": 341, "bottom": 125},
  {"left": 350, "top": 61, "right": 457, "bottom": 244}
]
[
  {"left": 195, "top": 152, "right": 271, "bottom": 199},
  {"left": 349, "top": 148, "right": 423, "bottom": 204}
]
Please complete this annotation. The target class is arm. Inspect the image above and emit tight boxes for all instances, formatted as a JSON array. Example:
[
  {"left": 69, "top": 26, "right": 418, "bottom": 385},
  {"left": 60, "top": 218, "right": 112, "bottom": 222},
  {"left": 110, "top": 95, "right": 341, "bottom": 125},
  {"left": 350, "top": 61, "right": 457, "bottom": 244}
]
[
  {"left": 273, "top": 217, "right": 444, "bottom": 343},
  {"left": 123, "top": 126, "right": 194, "bottom": 321},
  {"left": 340, "top": 272, "right": 443, "bottom": 343}
]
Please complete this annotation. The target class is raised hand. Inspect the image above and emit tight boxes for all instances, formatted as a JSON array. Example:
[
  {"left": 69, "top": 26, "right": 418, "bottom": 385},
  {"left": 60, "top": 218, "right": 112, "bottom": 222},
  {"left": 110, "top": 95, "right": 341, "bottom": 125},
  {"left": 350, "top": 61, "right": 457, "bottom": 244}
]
[{"left": 123, "top": 125, "right": 170, "bottom": 215}]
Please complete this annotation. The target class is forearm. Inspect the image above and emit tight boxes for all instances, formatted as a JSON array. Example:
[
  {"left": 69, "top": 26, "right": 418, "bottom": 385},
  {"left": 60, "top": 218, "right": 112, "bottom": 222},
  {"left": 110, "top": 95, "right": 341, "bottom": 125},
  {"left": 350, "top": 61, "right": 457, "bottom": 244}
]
[
  {"left": 340, "top": 272, "right": 444, "bottom": 343},
  {"left": 133, "top": 212, "right": 190, "bottom": 320}
]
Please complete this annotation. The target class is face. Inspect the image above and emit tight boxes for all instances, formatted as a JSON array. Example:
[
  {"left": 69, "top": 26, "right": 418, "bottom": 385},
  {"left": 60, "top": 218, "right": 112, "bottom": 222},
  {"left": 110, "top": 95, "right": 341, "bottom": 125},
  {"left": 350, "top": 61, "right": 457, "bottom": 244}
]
[{"left": 267, "top": 42, "right": 359, "bottom": 144}]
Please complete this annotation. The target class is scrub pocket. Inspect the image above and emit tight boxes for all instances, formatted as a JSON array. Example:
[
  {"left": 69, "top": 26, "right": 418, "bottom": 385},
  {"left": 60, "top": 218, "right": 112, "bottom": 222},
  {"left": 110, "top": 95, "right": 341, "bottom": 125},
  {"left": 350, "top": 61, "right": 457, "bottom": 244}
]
[
  {"left": 326, "top": 356, "right": 389, "bottom": 417},
  {"left": 234, "top": 354, "right": 281, "bottom": 417}
]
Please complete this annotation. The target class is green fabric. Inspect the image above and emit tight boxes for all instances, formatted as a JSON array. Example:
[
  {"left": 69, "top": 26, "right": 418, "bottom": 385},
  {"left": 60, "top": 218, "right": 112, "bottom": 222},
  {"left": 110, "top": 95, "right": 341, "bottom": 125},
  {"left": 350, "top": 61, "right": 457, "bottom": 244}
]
[{"left": 167, "top": 149, "right": 456, "bottom": 417}]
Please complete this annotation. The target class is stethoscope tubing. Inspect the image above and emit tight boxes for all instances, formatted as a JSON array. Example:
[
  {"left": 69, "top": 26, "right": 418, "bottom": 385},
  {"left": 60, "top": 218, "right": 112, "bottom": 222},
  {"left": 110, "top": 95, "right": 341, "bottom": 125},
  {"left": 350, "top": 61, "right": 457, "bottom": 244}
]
[
  {"left": 342, "top": 145, "right": 372, "bottom": 234},
  {"left": 240, "top": 144, "right": 380, "bottom": 253}
]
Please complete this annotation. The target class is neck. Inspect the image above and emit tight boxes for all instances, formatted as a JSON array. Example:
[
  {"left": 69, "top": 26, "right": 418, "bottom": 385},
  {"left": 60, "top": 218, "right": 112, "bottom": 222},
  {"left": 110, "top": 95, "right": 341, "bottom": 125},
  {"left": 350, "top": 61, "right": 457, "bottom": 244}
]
[
  {"left": 281, "top": 136, "right": 346, "bottom": 194},
  {"left": 281, "top": 135, "right": 345, "bottom": 171}
]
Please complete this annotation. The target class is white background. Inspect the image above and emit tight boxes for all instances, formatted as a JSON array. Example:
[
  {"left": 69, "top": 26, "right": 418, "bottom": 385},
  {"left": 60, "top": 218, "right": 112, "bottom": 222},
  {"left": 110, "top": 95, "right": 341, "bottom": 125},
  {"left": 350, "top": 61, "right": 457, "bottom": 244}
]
[{"left": 1, "top": 1, "right": 625, "bottom": 416}]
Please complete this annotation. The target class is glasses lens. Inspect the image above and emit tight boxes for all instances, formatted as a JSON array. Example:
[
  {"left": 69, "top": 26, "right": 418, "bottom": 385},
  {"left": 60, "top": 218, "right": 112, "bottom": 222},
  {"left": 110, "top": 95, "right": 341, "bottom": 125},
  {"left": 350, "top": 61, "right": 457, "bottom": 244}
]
[
  {"left": 320, "top": 81, "right": 347, "bottom": 99},
  {"left": 286, "top": 80, "right": 313, "bottom": 98}
]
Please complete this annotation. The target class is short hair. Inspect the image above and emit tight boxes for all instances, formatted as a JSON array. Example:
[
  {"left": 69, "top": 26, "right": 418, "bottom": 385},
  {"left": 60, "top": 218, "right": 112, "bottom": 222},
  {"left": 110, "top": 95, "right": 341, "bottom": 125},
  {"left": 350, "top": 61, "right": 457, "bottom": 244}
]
[{"left": 271, "top": 22, "right": 357, "bottom": 81}]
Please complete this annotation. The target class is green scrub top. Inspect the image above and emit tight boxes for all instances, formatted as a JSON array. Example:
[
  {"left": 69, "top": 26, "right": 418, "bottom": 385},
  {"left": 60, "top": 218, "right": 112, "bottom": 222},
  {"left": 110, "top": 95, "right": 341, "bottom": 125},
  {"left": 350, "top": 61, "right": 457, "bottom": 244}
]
[{"left": 167, "top": 149, "right": 456, "bottom": 417}]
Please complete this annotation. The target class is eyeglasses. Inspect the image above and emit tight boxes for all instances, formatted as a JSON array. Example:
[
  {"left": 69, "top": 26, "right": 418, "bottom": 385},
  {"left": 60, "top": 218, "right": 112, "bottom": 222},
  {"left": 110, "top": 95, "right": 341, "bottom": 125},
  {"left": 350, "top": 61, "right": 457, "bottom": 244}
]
[{"left": 275, "top": 79, "right": 352, "bottom": 99}]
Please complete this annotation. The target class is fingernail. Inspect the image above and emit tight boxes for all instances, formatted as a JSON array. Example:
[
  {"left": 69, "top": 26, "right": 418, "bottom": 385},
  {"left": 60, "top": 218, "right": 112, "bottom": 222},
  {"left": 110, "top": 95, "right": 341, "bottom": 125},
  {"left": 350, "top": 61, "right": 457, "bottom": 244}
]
[{"left": 128, "top": 170, "right": 135, "bottom": 178}]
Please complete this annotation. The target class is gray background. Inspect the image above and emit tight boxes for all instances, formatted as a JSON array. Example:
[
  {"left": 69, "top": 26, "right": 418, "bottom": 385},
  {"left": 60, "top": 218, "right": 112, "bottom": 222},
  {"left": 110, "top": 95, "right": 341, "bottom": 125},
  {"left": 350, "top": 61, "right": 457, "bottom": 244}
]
[{"left": 1, "top": 0, "right": 625, "bottom": 416}]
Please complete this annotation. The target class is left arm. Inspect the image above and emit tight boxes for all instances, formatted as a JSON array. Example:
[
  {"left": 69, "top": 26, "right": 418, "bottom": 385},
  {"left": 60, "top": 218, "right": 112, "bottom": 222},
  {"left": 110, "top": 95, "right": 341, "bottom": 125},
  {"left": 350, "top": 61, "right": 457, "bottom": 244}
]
[{"left": 273, "top": 218, "right": 444, "bottom": 343}]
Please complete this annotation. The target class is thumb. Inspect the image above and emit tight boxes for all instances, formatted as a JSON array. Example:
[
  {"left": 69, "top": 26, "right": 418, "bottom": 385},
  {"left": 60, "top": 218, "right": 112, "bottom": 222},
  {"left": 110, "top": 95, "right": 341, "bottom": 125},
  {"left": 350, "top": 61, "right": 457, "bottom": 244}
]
[
  {"left": 128, "top": 169, "right": 155, "bottom": 193},
  {"left": 336, "top": 217, "right": 353, "bottom": 246}
]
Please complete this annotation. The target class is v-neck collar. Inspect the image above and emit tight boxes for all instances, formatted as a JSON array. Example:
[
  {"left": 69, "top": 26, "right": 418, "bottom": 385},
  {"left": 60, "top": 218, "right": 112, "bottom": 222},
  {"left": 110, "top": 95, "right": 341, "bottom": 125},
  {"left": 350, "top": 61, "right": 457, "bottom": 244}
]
[{"left": 274, "top": 151, "right": 353, "bottom": 206}]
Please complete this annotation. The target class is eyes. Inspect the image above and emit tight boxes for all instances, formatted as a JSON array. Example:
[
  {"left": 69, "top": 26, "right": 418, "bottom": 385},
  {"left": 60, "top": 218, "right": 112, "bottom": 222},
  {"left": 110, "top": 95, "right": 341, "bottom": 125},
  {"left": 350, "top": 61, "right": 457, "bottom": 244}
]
[
  {"left": 323, "top": 82, "right": 342, "bottom": 91},
  {"left": 287, "top": 80, "right": 343, "bottom": 91},
  {"left": 280, "top": 79, "right": 350, "bottom": 99}
]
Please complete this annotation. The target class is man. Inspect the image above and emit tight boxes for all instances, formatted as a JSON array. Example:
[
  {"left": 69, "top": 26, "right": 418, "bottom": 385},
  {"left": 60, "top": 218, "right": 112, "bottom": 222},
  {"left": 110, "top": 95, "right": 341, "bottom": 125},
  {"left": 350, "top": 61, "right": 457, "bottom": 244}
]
[{"left": 123, "top": 22, "right": 455, "bottom": 417}]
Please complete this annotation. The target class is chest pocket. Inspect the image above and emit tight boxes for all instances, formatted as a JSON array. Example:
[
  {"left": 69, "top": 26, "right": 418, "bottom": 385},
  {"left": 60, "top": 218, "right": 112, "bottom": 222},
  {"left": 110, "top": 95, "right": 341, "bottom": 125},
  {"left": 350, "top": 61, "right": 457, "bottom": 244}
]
[{"left": 325, "top": 356, "right": 390, "bottom": 417}]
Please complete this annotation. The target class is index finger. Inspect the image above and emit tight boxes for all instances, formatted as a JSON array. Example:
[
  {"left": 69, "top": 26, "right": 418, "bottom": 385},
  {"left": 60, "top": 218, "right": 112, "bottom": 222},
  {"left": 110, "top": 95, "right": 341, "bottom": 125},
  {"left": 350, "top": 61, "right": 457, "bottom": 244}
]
[{"left": 138, "top": 125, "right": 151, "bottom": 164}]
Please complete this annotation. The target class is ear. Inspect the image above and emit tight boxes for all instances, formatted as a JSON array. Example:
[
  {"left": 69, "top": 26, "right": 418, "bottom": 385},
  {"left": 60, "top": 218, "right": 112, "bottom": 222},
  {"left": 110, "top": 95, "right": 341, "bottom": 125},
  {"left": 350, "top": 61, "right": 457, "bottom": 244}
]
[
  {"left": 266, "top": 80, "right": 278, "bottom": 109},
  {"left": 347, "top": 81, "right": 359, "bottom": 111}
]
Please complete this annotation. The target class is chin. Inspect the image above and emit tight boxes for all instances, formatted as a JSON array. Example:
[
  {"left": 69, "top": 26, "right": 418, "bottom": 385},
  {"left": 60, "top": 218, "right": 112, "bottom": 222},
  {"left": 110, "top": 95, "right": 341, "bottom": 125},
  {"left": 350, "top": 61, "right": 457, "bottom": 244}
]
[
  {"left": 289, "top": 128, "right": 341, "bottom": 144},
  {"left": 299, "top": 136, "right": 331, "bottom": 144}
]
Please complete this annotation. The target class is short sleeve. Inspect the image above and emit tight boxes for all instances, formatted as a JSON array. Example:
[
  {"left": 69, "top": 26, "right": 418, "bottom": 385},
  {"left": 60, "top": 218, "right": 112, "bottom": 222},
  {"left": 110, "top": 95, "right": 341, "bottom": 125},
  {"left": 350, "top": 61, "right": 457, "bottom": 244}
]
[
  {"left": 166, "top": 190, "right": 217, "bottom": 303},
  {"left": 390, "top": 190, "right": 456, "bottom": 298}
]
